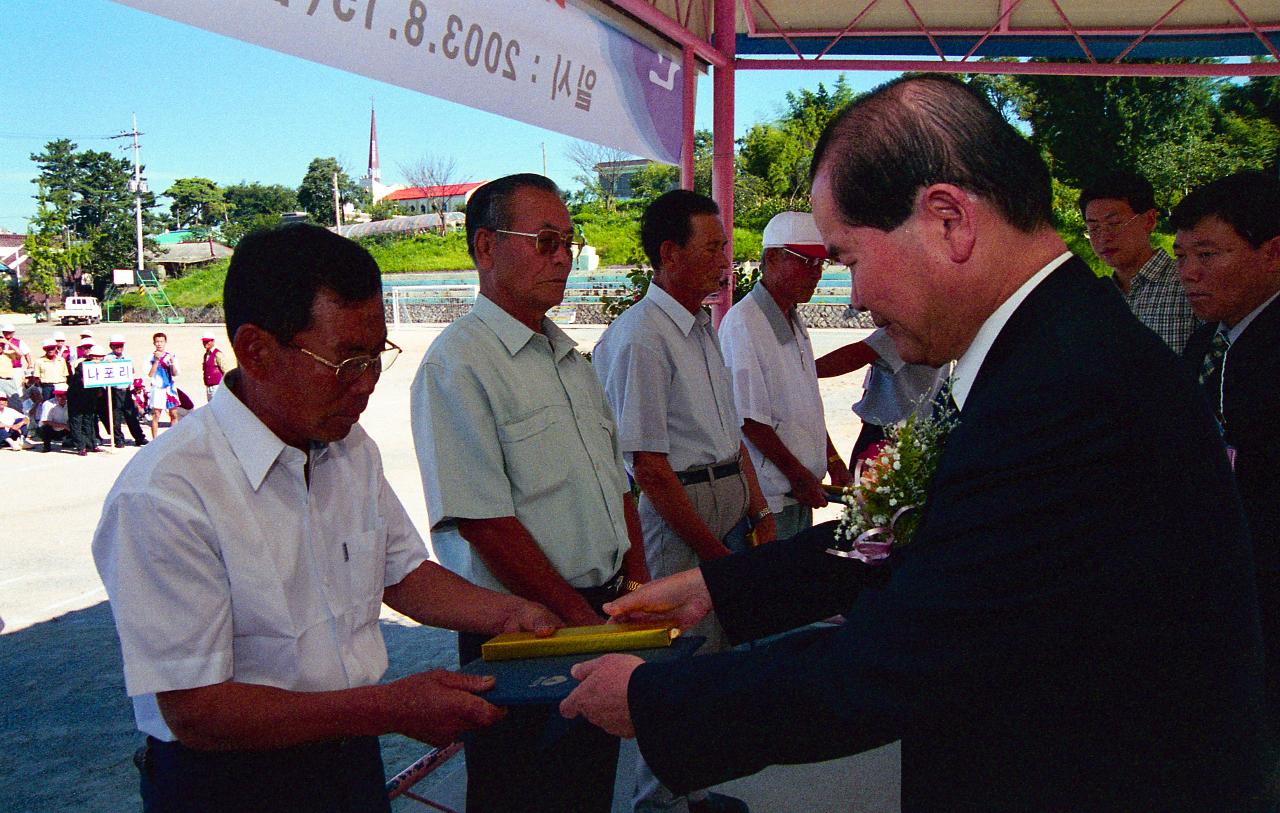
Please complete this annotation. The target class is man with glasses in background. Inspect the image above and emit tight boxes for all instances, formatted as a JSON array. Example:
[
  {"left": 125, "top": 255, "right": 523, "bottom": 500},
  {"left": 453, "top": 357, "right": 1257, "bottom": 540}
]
[
  {"left": 719, "top": 211, "right": 853, "bottom": 541},
  {"left": 411, "top": 174, "right": 649, "bottom": 812},
  {"left": 94, "top": 223, "right": 562, "bottom": 813},
  {"left": 1080, "top": 172, "right": 1199, "bottom": 353}
]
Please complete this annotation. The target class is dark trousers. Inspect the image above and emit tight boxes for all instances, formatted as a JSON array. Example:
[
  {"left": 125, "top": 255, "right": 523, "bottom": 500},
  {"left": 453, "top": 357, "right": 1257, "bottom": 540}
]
[
  {"left": 850, "top": 421, "right": 888, "bottom": 462},
  {"left": 68, "top": 409, "right": 98, "bottom": 451},
  {"left": 111, "top": 388, "right": 146, "bottom": 444},
  {"left": 137, "top": 735, "right": 390, "bottom": 813},
  {"left": 38, "top": 425, "right": 70, "bottom": 450},
  {"left": 458, "top": 579, "right": 624, "bottom": 813}
]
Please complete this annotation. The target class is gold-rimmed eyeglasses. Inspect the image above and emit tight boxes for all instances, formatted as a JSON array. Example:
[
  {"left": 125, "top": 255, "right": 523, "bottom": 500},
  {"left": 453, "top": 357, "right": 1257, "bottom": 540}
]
[
  {"left": 1084, "top": 212, "right": 1143, "bottom": 239},
  {"left": 495, "top": 227, "right": 585, "bottom": 256},
  {"left": 782, "top": 247, "right": 829, "bottom": 270},
  {"left": 292, "top": 340, "right": 402, "bottom": 386}
]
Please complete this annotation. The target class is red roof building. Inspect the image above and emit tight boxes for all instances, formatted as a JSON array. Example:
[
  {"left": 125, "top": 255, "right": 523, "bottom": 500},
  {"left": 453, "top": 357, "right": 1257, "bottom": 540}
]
[{"left": 384, "top": 182, "right": 486, "bottom": 214}]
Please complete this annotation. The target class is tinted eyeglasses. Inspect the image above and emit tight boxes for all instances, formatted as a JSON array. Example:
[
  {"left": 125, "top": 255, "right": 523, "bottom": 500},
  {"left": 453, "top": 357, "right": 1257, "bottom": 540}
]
[
  {"left": 293, "top": 340, "right": 402, "bottom": 387},
  {"left": 495, "top": 228, "right": 585, "bottom": 256},
  {"left": 782, "top": 247, "right": 829, "bottom": 270}
]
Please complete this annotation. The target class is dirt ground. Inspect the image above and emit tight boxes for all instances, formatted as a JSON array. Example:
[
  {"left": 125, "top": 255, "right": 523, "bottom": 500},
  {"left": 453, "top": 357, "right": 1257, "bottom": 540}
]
[{"left": 0, "top": 316, "right": 898, "bottom": 813}]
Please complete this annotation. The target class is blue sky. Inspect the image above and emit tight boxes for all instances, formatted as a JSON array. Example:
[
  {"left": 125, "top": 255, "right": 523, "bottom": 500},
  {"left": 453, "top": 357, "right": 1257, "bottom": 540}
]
[{"left": 0, "top": 0, "right": 900, "bottom": 232}]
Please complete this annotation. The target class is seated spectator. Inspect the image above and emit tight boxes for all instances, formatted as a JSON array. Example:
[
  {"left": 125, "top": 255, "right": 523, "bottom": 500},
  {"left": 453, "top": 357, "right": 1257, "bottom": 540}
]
[
  {"left": 0, "top": 393, "right": 29, "bottom": 450},
  {"left": 37, "top": 385, "right": 71, "bottom": 452}
]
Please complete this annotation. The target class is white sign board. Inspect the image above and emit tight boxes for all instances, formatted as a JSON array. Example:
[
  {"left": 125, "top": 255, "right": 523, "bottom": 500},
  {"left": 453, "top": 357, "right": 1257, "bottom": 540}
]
[
  {"left": 112, "top": 0, "right": 685, "bottom": 164},
  {"left": 113, "top": 268, "right": 136, "bottom": 285},
  {"left": 81, "top": 359, "right": 136, "bottom": 389}
]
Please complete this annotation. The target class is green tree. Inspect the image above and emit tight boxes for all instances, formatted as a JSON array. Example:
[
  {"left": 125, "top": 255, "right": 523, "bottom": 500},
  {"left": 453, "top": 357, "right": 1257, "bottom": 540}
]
[
  {"left": 738, "top": 76, "right": 859, "bottom": 205},
  {"left": 21, "top": 186, "right": 90, "bottom": 315},
  {"left": 297, "top": 157, "right": 364, "bottom": 226},
  {"left": 1219, "top": 70, "right": 1280, "bottom": 173},
  {"left": 224, "top": 182, "right": 300, "bottom": 220},
  {"left": 366, "top": 199, "right": 401, "bottom": 222},
  {"left": 28, "top": 139, "right": 151, "bottom": 295},
  {"left": 165, "top": 177, "right": 228, "bottom": 227},
  {"left": 628, "top": 162, "right": 679, "bottom": 202}
]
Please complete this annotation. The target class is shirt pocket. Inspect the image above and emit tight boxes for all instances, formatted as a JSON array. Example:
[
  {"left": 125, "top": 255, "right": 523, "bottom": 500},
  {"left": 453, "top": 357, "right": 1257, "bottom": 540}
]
[
  {"left": 497, "top": 405, "right": 572, "bottom": 501},
  {"left": 344, "top": 524, "right": 389, "bottom": 624}
]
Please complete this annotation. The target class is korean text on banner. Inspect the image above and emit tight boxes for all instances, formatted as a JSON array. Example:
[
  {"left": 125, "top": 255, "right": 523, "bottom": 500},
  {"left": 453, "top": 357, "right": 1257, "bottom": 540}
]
[
  {"left": 82, "top": 360, "right": 136, "bottom": 389},
  {"left": 111, "top": 0, "right": 684, "bottom": 165}
]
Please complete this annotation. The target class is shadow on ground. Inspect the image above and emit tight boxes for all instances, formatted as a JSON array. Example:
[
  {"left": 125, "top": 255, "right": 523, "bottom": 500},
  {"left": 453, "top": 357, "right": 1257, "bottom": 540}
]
[{"left": 1, "top": 603, "right": 458, "bottom": 813}]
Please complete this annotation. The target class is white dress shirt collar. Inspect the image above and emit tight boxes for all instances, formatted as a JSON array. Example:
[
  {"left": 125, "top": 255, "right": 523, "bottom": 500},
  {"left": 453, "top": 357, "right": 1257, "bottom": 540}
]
[
  {"left": 646, "top": 281, "right": 708, "bottom": 336},
  {"left": 209, "top": 371, "right": 327, "bottom": 491},
  {"left": 1226, "top": 289, "right": 1280, "bottom": 343},
  {"left": 471, "top": 293, "right": 579, "bottom": 361},
  {"left": 952, "top": 251, "right": 1074, "bottom": 410}
]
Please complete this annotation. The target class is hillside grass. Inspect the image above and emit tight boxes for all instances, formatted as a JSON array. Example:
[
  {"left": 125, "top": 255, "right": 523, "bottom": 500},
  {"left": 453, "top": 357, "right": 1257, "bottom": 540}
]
[{"left": 113, "top": 260, "right": 230, "bottom": 310}]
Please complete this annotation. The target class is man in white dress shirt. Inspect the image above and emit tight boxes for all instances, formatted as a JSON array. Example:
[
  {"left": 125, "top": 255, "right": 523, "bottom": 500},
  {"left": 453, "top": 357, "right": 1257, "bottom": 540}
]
[
  {"left": 93, "top": 223, "right": 560, "bottom": 813},
  {"left": 719, "top": 211, "right": 853, "bottom": 540}
]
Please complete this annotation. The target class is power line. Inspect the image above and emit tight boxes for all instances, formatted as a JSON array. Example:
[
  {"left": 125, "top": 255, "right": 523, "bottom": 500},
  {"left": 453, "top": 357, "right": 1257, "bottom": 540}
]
[{"left": 0, "top": 131, "right": 121, "bottom": 141}]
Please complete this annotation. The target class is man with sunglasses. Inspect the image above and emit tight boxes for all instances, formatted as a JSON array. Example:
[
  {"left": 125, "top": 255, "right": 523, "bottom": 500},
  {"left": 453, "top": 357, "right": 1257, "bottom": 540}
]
[
  {"left": 411, "top": 174, "right": 649, "bottom": 812},
  {"left": 94, "top": 224, "right": 561, "bottom": 813},
  {"left": 720, "top": 211, "right": 853, "bottom": 541},
  {"left": 1080, "top": 172, "right": 1199, "bottom": 353}
]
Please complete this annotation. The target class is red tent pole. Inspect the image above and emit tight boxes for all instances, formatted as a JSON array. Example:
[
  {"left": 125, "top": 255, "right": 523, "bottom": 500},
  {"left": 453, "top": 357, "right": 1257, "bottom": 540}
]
[
  {"left": 681, "top": 45, "right": 697, "bottom": 190},
  {"left": 711, "top": 0, "right": 736, "bottom": 327}
]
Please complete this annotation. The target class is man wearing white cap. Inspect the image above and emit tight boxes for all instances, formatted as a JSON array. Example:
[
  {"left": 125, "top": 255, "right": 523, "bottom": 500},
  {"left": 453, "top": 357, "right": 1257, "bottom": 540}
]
[
  {"left": 107, "top": 335, "right": 148, "bottom": 447},
  {"left": 720, "top": 212, "right": 853, "bottom": 540},
  {"left": 68, "top": 344, "right": 108, "bottom": 455},
  {"left": 52, "top": 331, "right": 71, "bottom": 363},
  {"left": 33, "top": 338, "right": 71, "bottom": 401},
  {"left": 37, "top": 384, "right": 71, "bottom": 452},
  {"left": 201, "top": 330, "right": 227, "bottom": 402},
  {"left": 76, "top": 330, "right": 94, "bottom": 360},
  {"left": 0, "top": 323, "right": 27, "bottom": 398}
]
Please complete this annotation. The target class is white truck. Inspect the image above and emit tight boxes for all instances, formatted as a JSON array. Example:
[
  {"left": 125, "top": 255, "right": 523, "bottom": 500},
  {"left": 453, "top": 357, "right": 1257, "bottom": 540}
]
[{"left": 55, "top": 296, "right": 102, "bottom": 325}]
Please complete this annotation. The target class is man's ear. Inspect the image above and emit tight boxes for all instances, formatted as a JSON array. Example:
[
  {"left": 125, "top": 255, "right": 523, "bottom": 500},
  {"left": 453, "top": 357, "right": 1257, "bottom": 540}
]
[
  {"left": 1262, "top": 233, "right": 1280, "bottom": 272},
  {"left": 917, "top": 184, "right": 976, "bottom": 264},
  {"left": 658, "top": 238, "right": 683, "bottom": 272},
  {"left": 472, "top": 227, "right": 496, "bottom": 272},
  {"left": 230, "top": 324, "right": 277, "bottom": 381}
]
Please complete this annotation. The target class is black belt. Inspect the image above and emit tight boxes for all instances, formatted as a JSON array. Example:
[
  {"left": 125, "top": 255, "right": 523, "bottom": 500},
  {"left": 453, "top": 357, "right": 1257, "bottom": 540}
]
[
  {"left": 675, "top": 460, "right": 741, "bottom": 486},
  {"left": 574, "top": 569, "right": 626, "bottom": 615}
]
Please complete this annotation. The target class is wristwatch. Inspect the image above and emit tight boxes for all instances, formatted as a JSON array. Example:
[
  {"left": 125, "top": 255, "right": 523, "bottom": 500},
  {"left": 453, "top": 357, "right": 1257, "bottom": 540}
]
[
  {"left": 623, "top": 579, "right": 645, "bottom": 594},
  {"left": 750, "top": 506, "right": 772, "bottom": 527}
]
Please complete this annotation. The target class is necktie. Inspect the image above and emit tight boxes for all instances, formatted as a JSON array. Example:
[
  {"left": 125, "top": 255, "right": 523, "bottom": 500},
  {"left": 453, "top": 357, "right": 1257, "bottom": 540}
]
[
  {"left": 1198, "top": 330, "right": 1231, "bottom": 387},
  {"left": 1199, "top": 330, "right": 1231, "bottom": 428}
]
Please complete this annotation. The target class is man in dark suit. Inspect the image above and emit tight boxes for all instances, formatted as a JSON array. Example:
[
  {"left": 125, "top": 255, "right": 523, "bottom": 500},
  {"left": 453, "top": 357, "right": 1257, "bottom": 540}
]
[
  {"left": 1175, "top": 171, "right": 1280, "bottom": 736},
  {"left": 560, "top": 75, "right": 1267, "bottom": 812}
]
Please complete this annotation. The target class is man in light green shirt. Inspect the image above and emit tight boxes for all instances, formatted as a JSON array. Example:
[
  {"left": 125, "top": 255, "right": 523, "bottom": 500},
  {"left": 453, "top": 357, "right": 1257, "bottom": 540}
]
[{"left": 410, "top": 173, "right": 648, "bottom": 813}]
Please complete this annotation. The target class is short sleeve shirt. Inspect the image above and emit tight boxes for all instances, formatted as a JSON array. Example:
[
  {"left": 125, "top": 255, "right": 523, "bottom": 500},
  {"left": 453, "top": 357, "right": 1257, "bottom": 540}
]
[
  {"left": 853, "top": 328, "right": 946, "bottom": 426},
  {"left": 719, "top": 282, "right": 828, "bottom": 512},
  {"left": 592, "top": 283, "right": 741, "bottom": 474},
  {"left": 1119, "top": 250, "right": 1201, "bottom": 355},
  {"left": 92, "top": 377, "right": 428, "bottom": 741},
  {"left": 410, "top": 295, "right": 630, "bottom": 593}
]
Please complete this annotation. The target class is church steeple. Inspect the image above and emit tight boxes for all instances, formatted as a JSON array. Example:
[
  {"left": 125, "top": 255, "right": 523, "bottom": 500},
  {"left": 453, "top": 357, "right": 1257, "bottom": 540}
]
[{"left": 367, "top": 102, "right": 381, "bottom": 184}]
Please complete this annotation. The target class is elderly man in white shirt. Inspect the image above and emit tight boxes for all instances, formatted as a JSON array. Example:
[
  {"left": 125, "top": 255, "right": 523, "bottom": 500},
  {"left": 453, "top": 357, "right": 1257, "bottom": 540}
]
[
  {"left": 93, "top": 223, "right": 559, "bottom": 813},
  {"left": 720, "top": 212, "right": 853, "bottom": 540},
  {"left": 411, "top": 174, "right": 649, "bottom": 813}
]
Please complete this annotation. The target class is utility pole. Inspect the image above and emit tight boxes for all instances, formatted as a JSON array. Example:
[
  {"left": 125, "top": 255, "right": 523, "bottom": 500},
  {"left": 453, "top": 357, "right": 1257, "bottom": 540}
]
[
  {"left": 111, "top": 114, "right": 148, "bottom": 281},
  {"left": 541, "top": 142, "right": 548, "bottom": 177},
  {"left": 332, "top": 172, "right": 343, "bottom": 229}
]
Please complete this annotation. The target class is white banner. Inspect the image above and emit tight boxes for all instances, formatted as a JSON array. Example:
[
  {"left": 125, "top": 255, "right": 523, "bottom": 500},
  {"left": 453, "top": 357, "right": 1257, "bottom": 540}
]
[
  {"left": 81, "top": 359, "right": 136, "bottom": 389},
  {"left": 112, "top": 0, "right": 685, "bottom": 164}
]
